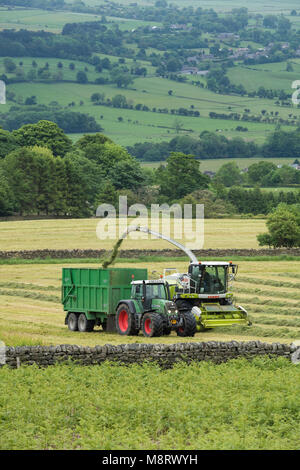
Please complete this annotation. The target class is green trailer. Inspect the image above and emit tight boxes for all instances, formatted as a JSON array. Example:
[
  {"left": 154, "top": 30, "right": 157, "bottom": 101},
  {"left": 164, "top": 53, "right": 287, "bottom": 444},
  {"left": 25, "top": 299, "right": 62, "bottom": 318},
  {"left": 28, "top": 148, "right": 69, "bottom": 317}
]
[
  {"left": 62, "top": 266, "right": 196, "bottom": 337},
  {"left": 62, "top": 267, "right": 147, "bottom": 332}
]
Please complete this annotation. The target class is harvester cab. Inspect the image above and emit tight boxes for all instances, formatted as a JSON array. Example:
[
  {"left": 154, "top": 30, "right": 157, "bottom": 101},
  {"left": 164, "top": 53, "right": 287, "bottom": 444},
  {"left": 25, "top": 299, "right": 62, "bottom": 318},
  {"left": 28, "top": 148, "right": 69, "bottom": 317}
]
[{"left": 163, "top": 261, "right": 251, "bottom": 331}]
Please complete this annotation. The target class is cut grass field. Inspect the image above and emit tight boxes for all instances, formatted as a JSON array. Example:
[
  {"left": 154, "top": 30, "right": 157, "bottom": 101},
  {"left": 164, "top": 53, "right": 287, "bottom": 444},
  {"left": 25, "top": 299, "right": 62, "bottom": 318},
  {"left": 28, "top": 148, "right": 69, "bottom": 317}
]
[
  {"left": 0, "top": 259, "right": 300, "bottom": 347},
  {"left": 0, "top": 217, "right": 267, "bottom": 251}
]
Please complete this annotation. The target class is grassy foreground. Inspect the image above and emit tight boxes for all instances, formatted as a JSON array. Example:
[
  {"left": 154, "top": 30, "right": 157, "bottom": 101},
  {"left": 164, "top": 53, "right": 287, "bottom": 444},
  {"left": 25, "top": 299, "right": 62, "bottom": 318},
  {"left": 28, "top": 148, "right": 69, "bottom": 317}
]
[{"left": 0, "top": 357, "right": 299, "bottom": 450}]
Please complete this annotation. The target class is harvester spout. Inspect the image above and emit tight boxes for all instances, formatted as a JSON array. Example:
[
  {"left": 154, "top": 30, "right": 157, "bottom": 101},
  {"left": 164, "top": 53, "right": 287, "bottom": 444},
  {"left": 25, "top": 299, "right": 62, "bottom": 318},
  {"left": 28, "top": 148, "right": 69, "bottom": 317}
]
[{"left": 121, "top": 225, "right": 198, "bottom": 264}]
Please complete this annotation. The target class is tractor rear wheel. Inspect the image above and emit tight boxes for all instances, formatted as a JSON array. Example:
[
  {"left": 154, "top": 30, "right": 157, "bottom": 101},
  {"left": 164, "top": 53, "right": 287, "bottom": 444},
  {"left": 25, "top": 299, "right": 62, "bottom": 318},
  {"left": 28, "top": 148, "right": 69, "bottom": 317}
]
[
  {"left": 78, "top": 313, "right": 95, "bottom": 332},
  {"left": 177, "top": 311, "right": 197, "bottom": 337},
  {"left": 142, "top": 312, "right": 163, "bottom": 337},
  {"left": 116, "top": 304, "right": 139, "bottom": 336}
]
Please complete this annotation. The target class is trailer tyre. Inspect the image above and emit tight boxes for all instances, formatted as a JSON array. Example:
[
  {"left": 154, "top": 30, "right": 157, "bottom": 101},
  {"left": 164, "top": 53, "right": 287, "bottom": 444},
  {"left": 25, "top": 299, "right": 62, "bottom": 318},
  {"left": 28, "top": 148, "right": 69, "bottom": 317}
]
[
  {"left": 67, "top": 312, "right": 78, "bottom": 331},
  {"left": 78, "top": 313, "right": 95, "bottom": 332},
  {"left": 116, "top": 304, "right": 139, "bottom": 336},
  {"left": 177, "top": 311, "right": 197, "bottom": 337},
  {"left": 142, "top": 312, "right": 164, "bottom": 338}
]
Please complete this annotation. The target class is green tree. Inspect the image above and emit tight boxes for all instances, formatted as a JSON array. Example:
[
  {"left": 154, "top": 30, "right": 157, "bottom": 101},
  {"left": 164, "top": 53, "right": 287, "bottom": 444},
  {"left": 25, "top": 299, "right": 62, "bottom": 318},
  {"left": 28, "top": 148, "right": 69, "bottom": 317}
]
[
  {"left": 0, "top": 129, "right": 18, "bottom": 159},
  {"left": 3, "top": 58, "right": 16, "bottom": 73},
  {"left": 247, "top": 161, "right": 277, "bottom": 186},
  {"left": 0, "top": 163, "right": 13, "bottom": 216},
  {"left": 76, "top": 71, "right": 88, "bottom": 84},
  {"left": 63, "top": 149, "right": 103, "bottom": 206},
  {"left": 3, "top": 146, "right": 57, "bottom": 215},
  {"left": 12, "top": 120, "right": 73, "bottom": 157},
  {"left": 95, "top": 180, "right": 118, "bottom": 206},
  {"left": 156, "top": 152, "right": 209, "bottom": 201},
  {"left": 108, "top": 159, "right": 145, "bottom": 191},
  {"left": 63, "top": 154, "right": 91, "bottom": 217},
  {"left": 214, "top": 162, "right": 243, "bottom": 187},
  {"left": 257, "top": 204, "right": 300, "bottom": 248}
]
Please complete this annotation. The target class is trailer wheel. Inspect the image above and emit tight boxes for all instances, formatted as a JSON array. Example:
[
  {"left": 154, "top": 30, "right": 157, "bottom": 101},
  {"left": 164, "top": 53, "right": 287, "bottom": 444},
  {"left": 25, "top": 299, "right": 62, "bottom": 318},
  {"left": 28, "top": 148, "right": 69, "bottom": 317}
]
[
  {"left": 142, "top": 312, "right": 163, "bottom": 337},
  {"left": 67, "top": 312, "right": 78, "bottom": 331},
  {"left": 116, "top": 304, "right": 138, "bottom": 336},
  {"left": 177, "top": 311, "right": 197, "bottom": 337},
  {"left": 78, "top": 313, "right": 95, "bottom": 332}
]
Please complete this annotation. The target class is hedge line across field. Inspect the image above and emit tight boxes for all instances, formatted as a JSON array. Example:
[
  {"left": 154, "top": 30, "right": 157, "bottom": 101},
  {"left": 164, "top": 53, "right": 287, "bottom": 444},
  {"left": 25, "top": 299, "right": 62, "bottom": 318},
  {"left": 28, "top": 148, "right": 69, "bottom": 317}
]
[{"left": 1, "top": 248, "right": 300, "bottom": 259}]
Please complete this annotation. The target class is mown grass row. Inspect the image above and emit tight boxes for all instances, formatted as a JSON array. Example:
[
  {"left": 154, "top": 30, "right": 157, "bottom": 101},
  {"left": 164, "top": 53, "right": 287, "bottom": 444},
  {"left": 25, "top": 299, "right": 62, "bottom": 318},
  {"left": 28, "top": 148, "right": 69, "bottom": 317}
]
[
  {"left": 235, "top": 286, "right": 300, "bottom": 301},
  {"left": 0, "top": 289, "right": 60, "bottom": 303},
  {"left": 0, "top": 282, "right": 60, "bottom": 291},
  {"left": 237, "top": 276, "right": 300, "bottom": 289}
]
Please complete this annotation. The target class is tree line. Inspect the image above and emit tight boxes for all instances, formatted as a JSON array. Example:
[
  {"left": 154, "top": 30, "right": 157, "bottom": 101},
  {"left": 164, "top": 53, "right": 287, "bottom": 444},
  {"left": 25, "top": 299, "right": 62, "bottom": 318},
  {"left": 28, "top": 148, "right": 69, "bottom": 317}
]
[
  {"left": 128, "top": 128, "right": 300, "bottom": 162},
  {"left": 0, "top": 104, "right": 102, "bottom": 133},
  {"left": 1, "top": 120, "right": 300, "bottom": 223}
]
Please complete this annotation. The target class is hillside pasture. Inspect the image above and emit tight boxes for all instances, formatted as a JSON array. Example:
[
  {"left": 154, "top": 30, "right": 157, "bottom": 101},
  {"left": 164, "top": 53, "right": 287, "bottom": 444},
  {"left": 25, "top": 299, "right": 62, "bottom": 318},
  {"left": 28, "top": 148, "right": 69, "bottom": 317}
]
[
  {"left": 227, "top": 61, "right": 300, "bottom": 94},
  {"left": 0, "top": 7, "right": 161, "bottom": 33},
  {"left": 4, "top": 76, "right": 297, "bottom": 146}
]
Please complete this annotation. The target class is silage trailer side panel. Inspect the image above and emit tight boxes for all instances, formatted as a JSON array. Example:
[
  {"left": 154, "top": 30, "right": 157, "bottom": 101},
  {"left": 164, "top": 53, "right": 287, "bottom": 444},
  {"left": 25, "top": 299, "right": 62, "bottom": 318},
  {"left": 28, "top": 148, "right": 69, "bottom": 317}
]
[{"left": 62, "top": 267, "right": 148, "bottom": 319}]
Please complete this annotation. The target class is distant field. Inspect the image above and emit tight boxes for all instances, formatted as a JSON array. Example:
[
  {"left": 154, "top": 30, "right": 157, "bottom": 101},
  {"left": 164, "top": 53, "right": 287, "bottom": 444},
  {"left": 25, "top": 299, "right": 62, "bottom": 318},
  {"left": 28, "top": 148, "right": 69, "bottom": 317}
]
[
  {"left": 4, "top": 76, "right": 297, "bottom": 146},
  {"left": 0, "top": 7, "right": 160, "bottom": 33},
  {"left": 228, "top": 61, "right": 300, "bottom": 94},
  {"left": 0, "top": 217, "right": 266, "bottom": 251},
  {"left": 77, "top": 0, "right": 300, "bottom": 15},
  {"left": 142, "top": 157, "right": 296, "bottom": 173}
]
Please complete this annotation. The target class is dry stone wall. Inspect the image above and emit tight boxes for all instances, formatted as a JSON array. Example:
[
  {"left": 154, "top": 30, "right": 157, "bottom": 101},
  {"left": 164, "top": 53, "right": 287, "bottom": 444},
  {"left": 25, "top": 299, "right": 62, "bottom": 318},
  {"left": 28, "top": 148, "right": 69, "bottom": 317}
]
[
  {"left": 1, "top": 248, "right": 300, "bottom": 259},
  {"left": 2, "top": 341, "right": 300, "bottom": 369}
]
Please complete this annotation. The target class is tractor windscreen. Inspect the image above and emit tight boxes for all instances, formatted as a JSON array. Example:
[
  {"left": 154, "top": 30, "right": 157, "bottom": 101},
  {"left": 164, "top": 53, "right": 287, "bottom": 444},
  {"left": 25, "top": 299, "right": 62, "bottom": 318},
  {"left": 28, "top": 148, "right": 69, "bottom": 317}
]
[
  {"left": 190, "top": 265, "right": 227, "bottom": 294},
  {"left": 200, "top": 266, "right": 226, "bottom": 294},
  {"left": 145, "top": 283, "right": 168, "bottom": 300}
]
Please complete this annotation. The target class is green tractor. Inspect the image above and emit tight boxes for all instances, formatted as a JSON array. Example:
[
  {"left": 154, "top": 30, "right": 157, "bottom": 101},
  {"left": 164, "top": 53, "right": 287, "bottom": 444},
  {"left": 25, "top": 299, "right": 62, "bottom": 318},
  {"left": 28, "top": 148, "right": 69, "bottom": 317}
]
[{"left": 116, "top": 278, "right": 196, "bottom": 337}]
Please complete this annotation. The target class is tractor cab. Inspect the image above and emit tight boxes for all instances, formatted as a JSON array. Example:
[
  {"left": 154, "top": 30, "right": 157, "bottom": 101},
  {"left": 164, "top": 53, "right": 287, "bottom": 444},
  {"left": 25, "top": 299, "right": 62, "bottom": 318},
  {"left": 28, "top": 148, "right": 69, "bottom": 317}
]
[
  {"left": 128, "top": 279, "right": 195, "bottom": 337},
  {"left": 131, "top": 279, "right": 170, "bottom": 309}
]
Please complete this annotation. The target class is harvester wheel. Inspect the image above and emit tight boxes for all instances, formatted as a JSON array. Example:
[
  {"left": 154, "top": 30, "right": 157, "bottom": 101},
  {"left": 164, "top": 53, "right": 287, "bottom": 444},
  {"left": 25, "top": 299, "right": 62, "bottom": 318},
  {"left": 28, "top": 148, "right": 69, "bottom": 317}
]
[
  {"left": 67, "top": 312, "right": 78, "bottom": 331},
  {"left": 142, "top": 312, "right": 163, "bottom": 337},
  {"left": 116, "top": 304, "right": 139, "bottom": 336},
  {"left": 177, "top": 311, "right": 197, "bottom": 337},
  {"left": 78, "top": 313, "right": 95, "bottom": 332}
]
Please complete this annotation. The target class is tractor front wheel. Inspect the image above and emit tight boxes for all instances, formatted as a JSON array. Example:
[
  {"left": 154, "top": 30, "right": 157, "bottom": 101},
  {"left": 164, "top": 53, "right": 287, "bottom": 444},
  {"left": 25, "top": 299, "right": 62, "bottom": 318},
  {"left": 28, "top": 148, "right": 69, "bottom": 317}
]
[
  {"left": 116, "top": 304, "right": 139, "bottom": 336},
  {"left": 177, "top": 311, "right": 197, "bottom": 337},
  {"left": 142, "top": 312, "right": 163, "bottom": 337}
]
